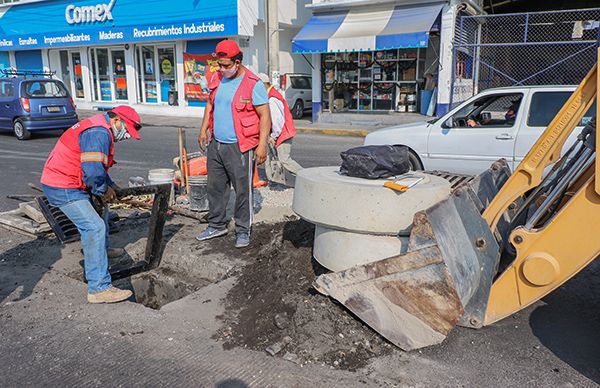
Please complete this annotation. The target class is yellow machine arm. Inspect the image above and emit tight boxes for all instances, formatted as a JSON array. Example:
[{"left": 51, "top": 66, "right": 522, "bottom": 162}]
[{"left": 483, "top": 62, "right": 600, "bottom": 324}]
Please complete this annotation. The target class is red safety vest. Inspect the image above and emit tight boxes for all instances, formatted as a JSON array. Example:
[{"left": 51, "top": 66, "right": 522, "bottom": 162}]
[
  {"left": 41, "top": 114, "right": 115, "bottom": 190},
  {"left": 208, "top": 67, "right": 262, "bottom": 153},
  {"left": 267, "top": 86, "right": 296, "bottom": 146}
]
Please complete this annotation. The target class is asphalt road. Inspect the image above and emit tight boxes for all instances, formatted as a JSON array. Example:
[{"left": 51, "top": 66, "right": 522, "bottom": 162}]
[{"left": 0, "top": 127, "right": 363, "bottom": 212}]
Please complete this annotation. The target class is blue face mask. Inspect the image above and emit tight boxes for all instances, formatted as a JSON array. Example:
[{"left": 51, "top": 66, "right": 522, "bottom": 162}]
[{"left": 112, "top": 121, "right": 130, "bottom": 142}]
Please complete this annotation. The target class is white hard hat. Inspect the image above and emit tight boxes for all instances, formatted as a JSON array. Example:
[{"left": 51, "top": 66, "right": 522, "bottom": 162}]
[{"left": 258, "top": 73, "right": 270, "bottom": 83}]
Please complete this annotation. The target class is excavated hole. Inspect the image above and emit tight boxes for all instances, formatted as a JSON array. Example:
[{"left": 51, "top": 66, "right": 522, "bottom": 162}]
[{"left": 115, "top": 268, "right": 211, "bottom": 310}]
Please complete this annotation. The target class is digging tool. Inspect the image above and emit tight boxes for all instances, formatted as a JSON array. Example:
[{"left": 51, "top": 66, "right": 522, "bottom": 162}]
[
  {"left": 178, "top": 127, "right": 187, "bottom": 193},
  {"left": 307, "top": 55, "right": 600, "bottom": 350}
]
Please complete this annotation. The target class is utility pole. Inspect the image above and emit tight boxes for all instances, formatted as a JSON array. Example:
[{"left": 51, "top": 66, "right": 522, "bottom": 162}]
[{"left": 266, "top": 0, "right": 280, "bottom": 86}]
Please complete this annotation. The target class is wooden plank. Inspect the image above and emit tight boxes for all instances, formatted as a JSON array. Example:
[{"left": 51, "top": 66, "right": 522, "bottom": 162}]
[
  {"left": 19, "top": 201, "right": 47, "bottom": 224},
  {"left": 0, "top": 209, "right": 51, "bottom": 235}
]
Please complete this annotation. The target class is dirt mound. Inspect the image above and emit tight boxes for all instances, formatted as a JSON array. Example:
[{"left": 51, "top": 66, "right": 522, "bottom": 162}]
[{"left": 214, "top": 219, "right": 392, "bottom": 371}]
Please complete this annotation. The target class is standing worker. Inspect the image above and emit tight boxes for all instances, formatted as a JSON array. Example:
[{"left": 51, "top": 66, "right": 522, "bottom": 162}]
[
  {"left": 196, "top": 40, "right": 271, "bottom": 248},
  {"left": 258, "top": 73, "right": 303, "bottom": 177},
  {"left": 41, "top": 106, "right": 142, "bottom": 304}
]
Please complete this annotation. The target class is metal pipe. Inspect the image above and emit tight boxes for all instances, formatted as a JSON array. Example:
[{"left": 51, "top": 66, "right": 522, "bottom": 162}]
[{"left": 525, "top": 148, "right": 594, "bottom": 229}]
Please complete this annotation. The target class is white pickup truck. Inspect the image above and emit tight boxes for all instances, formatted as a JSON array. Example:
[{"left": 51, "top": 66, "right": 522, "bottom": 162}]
[{"left": 364, "top": 85, "right": 595, "bottom": 175}]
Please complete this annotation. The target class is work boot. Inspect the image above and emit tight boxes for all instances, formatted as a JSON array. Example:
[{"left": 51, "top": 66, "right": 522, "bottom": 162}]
[
  {"left": 235, "top": 232, "right": 250, "bottom": 248},
  {"left": 107, "top": 248, "right": 126, "bottom": 259},
  {"left": 87, "top": 287, "right": 133, "bottom": 304},
  {"left": 195, "top": 227, "right": 228, "bottom": 241}
]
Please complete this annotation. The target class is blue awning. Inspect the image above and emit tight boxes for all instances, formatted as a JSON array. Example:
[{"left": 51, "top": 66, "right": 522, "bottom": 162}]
[{"left": 292, "top": 2, "right": 445, "bottom": 54}]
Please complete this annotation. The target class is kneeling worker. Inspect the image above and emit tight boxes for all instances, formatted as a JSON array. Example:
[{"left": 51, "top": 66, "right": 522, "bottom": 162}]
[
  {"left": 41, "top": 106, "right": 142, "bottom": 304},
  {"left": 258, "top": 73, "right": 303, "bottom": 177}
]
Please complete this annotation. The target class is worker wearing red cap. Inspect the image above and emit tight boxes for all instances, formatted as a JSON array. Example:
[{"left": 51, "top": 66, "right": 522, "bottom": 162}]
[
  {"left": 41, "top": 106, "right": 142, "bottom": 304},
  {"left": 196, "top": 39, "right": 271, "bottom": 248}
]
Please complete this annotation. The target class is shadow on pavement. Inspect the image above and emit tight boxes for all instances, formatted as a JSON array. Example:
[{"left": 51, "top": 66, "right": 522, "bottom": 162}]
[
  {"left": 0, "top": 237, "right": 61, "bottom": 303},
  {"left": 529, "top": 260, "right": 600, "bottom": 384}
]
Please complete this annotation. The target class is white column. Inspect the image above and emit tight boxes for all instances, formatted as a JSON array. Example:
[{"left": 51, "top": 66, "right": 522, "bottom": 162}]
[
  {"left": 436, "top": 4, "right": 457, "bottom": 116},
  {"left": 311, "top": 53, "right": 321, "bottom": 122},
  {"left": 41, "top": 49, "right": 50, "bottom": 72},
  {"left": 79, "top": 48, "right": 93, "bottom": 102},
  {"left": 124, "top": 44, "right": 137, "bottom": 105},
  {"left": 175, "top": 41, "right": 186, "bottom": 108},
  {"left": 8, "top": 51, "right": 16, "bottom": 69}
]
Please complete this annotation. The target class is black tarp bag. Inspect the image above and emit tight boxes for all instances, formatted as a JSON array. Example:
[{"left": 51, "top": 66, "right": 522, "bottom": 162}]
[{"left": 340, "top": 145, "right": 411, "bottom": 179}]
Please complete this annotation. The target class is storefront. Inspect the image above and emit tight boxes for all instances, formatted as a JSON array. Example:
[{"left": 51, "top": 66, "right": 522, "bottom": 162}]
[
  {"left": 292, "top": 1, "right": 451, "bottom": 121},
  {"left": 0, "top": 0, "right": 261, "bottom": 115}
]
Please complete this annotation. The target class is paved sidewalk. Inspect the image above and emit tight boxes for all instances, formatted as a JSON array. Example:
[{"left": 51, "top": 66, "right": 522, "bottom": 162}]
[{"left": 77, "top": 109, "right": 426, "bottom": 137}]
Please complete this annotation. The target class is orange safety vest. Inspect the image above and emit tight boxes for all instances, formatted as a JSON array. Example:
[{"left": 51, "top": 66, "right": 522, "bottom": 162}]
[
  {"left": 267, "top": 86, "right": 297, "bottom": 146},
  {"left": 41, "top": 114, "right": 115, "bottom": 190},
  {"left": 208, "top": 67, "right": 263, "bottom": 153}
]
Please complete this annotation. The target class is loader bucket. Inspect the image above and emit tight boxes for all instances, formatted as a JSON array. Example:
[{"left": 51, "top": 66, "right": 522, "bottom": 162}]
[{"left": 313, "top": 161, "right": 511, "bottom": 350}]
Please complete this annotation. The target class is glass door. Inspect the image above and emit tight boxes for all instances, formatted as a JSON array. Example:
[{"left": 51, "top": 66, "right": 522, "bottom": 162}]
[
  {"left": 71, "top": 52, "right": 84, "bottom": 99},
  {"left": 111, "top": 49, "right": 127, "bottom": 100},
  {"left": 91, "top": 48, "right": 111, "bottom": 101},
  {"left": 137, "top": 45, "right": 158, "bottom": 103},
  {"left": 59, "top": 50, "right": 72, "bottom": 96},
  {"left": 158, "top": 46, "right": 175, "bottom": 104}
]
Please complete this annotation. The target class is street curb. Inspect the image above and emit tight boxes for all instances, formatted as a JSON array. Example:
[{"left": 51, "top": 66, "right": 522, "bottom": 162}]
[{"left": 295, "top": 127, "right": 370, "bottom": 137}]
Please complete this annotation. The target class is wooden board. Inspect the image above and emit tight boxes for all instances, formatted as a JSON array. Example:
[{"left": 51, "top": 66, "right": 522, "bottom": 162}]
[{"left": 0, "top": 208, "right": 51, "bottom": 235}]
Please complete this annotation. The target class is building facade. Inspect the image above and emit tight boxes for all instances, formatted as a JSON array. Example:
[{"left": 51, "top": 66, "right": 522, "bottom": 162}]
[
  {"left": 292, "top": 0, "right": 485, "bottom": 121},
  {"left": 0, "top": 0, "right": 311, "bottom": 115}
]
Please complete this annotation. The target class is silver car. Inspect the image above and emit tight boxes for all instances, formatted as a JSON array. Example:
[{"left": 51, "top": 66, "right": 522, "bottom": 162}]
[{"left": 280, "top": 73, "right": 312, "bottom": 119}]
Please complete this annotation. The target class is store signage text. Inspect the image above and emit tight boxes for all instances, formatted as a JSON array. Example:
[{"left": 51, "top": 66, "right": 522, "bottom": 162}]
[{"left": 65, "top": 0, "right": 115, "bottom": 25}]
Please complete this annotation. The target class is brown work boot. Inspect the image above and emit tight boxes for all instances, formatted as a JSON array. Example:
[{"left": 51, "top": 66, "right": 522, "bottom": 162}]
[
  {"left": 107, "top": 248, "right": 126, "bottom": 259},
  {"left": 87, "top": 287, "right": 133, "bottom": 304}
]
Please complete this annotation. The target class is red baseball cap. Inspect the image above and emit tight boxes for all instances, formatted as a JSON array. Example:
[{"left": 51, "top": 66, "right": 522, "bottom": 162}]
[
  {"left": 214, "top": 39, "right": 241, "bottom": 59},
  {"left": 111, "top": 105, "right": 142, "bottom": 140}
]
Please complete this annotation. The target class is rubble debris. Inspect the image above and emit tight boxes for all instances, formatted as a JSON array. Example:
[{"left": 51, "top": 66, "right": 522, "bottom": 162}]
[{"left": 214, "top": 219, "right": 392, "bottom": 371}]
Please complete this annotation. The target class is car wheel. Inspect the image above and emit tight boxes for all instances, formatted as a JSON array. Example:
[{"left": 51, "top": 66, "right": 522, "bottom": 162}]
[
  {"left": 13, "top": 120, "right": 31, "bottom": 140},
  {"left": 292, "top": 100, "right": 304, "bottom": 119},
  {"left": 408, "top": 150, "right": 423, "bottom": 171}
]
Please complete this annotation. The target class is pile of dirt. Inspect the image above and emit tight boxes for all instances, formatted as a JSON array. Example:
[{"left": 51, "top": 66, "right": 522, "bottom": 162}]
[{"left": 214, "top": 218, "right": 392, "bottom": 371}]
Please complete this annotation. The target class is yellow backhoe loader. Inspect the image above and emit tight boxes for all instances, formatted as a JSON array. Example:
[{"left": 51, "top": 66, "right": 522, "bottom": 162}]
[{"left": 313, "top": 61, "right": 600, "bottom": 351}]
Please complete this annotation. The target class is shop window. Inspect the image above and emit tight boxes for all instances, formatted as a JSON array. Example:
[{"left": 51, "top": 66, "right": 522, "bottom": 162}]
[
  {"left": 90, "top": 47, "right": 128, "bottom": 102},
  {"left": 135, "top": 45, "right": 177, "bottom": 105},
  {"left": 321, "top": 48, "right": 425, "bottom": 113}
]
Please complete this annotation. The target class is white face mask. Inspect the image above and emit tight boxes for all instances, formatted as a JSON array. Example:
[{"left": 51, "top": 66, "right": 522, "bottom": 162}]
[
  {"left": 112, "top": 121, "right": 130, "bottom": 142},
  {"left": 220, "top": 62, "right": 239, "bottom": 79}
]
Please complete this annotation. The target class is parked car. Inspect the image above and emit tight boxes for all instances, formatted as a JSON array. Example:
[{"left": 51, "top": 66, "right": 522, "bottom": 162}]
[
  {"left": 364, "top": 85, "right": 594, "bottom": 175},
  {"left": 280, "top": 73, "right": 312, "bottom": 119},
  {"left": 0, "top": 71, "right": 78, "bottom": 140}
]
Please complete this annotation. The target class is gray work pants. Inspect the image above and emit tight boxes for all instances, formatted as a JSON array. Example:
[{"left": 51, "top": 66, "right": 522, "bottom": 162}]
[
  {"left": 207, "top": 140, "right": 254, "bottom": 235},
  {"left": 267, "top": 138, "right": 303, "bottom": 175}
]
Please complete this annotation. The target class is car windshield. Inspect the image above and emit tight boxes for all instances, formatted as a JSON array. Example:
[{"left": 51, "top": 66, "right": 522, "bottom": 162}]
[{"left": 22, "top": 80, "right": 68, "bottom": 98}]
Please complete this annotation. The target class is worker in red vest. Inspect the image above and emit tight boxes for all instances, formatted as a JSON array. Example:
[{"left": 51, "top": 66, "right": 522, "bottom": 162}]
[
  {"left": 258, "top": 73, "right": 303, "bottom": 177},
  {"left": 196, "top": 40, "right": 271, "bottom": 248},
  {"left": 41, "top": 106, "right": 142, "bottom": 304}
]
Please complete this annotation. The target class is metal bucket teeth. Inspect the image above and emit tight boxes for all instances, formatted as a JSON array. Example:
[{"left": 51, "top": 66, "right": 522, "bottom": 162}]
[{"left": 314, "top": 162, "right": 511, "bottom": 350}]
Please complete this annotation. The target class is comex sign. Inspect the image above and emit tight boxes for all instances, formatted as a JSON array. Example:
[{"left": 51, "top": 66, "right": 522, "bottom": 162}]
[{"left": 65, "top": 0, "right": 116, "bottom": 25}]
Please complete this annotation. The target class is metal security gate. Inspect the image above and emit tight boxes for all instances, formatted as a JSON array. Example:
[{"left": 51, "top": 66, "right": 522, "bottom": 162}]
[{"left": 450, "top": 8, "right": 600, "bottom": 108}]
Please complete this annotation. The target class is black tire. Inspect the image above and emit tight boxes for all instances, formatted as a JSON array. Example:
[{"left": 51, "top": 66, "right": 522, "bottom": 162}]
[
  {"left": 408, "top": 150, "right": 423, "bottom": 171},
  {"left": 13, "top": 119, "right": 31, "bottom": 140},
  {"left": 292, "top": 100, "right": 304, "bottom": 119}
]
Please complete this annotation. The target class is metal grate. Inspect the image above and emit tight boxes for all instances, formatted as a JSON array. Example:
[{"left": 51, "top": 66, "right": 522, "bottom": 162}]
[{"left": 36, "top": 196, "right": 80, "bottom": 244}]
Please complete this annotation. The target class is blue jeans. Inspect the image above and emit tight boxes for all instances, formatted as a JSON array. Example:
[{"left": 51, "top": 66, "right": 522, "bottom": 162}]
[{"left": 42, "top": 186, "right": 112, "bottom": 293}]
